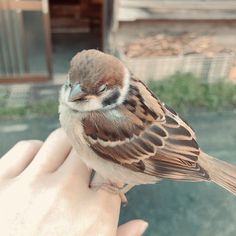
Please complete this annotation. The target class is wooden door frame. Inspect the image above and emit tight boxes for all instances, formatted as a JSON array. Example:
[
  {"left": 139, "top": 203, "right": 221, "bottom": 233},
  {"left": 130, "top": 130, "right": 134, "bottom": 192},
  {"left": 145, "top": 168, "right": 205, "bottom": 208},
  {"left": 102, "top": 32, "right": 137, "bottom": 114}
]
[{"left": 0, "top": 0, "right": 52, "bottom": 83}]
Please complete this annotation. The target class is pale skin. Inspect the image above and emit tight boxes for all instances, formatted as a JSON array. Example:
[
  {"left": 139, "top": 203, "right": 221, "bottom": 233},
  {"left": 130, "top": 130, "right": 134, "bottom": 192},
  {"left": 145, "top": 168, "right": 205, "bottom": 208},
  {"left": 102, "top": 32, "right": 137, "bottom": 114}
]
[{"left": 0, "top": 129, "right": 148, "bottom": 236}]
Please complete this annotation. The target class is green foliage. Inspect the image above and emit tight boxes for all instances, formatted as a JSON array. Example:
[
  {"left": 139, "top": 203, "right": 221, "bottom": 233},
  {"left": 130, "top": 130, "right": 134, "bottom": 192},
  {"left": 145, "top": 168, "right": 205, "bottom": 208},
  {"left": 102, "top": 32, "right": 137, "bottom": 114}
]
[
  {"left": 1, "top": 74, "right": 236, "bottom": 118},
  {"left": 149, "top": 73, "right": 236, "bottom": 113},
  {"left": 0, "top": 101, "right": 58, "bottom": 119}
]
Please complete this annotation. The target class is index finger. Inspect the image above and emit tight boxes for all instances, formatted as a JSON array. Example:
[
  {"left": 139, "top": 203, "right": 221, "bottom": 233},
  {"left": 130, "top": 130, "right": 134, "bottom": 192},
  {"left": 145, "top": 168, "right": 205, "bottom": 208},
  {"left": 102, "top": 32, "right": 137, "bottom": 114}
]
[{"left": 22, "top": 128, "right": 72, "bottom": 176}]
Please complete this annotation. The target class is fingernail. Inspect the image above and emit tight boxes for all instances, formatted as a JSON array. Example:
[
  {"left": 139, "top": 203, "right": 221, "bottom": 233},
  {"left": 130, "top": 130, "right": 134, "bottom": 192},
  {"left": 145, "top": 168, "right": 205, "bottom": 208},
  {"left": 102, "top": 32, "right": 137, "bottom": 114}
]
[{"left": 138, "top": 221, "right": 149, "bottom": 235}]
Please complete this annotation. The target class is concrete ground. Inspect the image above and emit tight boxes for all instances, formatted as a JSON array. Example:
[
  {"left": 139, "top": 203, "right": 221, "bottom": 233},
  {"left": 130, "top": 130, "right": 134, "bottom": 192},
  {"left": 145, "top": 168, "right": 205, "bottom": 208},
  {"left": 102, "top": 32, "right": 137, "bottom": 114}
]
[{"left": 0, "top": 111, "right": 236, "bottom": 236}]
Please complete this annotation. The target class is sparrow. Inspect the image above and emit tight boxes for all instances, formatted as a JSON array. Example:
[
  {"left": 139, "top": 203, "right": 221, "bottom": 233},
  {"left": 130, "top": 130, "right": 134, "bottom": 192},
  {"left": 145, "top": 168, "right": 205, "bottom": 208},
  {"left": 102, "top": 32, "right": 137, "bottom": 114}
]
[{"left": 59, "top": 49, "right": 236, "bottom": 202}]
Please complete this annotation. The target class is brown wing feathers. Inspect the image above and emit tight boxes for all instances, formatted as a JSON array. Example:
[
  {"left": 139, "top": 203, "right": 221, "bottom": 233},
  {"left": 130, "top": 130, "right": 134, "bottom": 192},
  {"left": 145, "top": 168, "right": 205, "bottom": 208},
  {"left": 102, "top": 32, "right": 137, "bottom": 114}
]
[{"left": 82, "top": 78, "right": 210, "bottom": 181}]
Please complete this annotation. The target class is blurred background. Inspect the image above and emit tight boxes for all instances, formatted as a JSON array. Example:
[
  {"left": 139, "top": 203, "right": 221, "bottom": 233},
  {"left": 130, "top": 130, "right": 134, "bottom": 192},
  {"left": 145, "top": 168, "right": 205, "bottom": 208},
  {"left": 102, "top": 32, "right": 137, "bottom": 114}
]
[{"left": 0, "top": 0, "right": 236, "bottom": 235}]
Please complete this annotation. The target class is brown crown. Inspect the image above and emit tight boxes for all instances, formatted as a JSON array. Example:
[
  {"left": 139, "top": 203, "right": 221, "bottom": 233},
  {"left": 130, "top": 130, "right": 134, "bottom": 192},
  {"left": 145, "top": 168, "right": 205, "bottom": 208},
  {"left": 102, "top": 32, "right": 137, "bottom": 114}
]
[{"left": 69, "top": 49, "right": 125, "bottom": 94}]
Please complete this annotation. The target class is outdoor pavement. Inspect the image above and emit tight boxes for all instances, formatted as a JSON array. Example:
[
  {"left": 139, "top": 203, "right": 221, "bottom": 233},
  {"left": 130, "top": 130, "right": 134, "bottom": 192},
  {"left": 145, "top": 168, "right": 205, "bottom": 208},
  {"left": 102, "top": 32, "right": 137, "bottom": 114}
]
[{"left": 0, "top": 111, "right": 236, "bottom": 236}]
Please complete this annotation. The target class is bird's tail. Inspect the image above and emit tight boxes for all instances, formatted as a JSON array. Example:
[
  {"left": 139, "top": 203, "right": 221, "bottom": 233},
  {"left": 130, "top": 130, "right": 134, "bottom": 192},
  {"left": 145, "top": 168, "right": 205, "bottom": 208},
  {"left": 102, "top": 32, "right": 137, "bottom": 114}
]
[{"left": 199, "top": 151, "right": 236, "bottom": 196}]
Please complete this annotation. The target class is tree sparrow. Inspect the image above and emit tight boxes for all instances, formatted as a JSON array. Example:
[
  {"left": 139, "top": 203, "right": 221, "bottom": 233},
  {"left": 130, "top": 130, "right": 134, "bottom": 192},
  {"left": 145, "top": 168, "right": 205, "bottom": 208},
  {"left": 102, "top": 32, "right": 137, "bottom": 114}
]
[{"left": 59, "top": 49, "right": 236, "bottom": 202}]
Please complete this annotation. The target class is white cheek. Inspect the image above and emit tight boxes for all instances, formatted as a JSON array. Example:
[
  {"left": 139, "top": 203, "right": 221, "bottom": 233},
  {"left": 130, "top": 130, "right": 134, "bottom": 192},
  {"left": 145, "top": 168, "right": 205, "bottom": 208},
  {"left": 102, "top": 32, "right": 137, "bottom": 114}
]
[
  {"left": 71, "top": 97, "right": 103, "bottom": 112},
  {"left": 59, "top": 85, "right": 68, "bottom": 104},
  {"left": 117, "top": 67, "right": 130, "bottom": 104},
  {"left": 60, "top": 86, "right": 103, "bottom": 112}
]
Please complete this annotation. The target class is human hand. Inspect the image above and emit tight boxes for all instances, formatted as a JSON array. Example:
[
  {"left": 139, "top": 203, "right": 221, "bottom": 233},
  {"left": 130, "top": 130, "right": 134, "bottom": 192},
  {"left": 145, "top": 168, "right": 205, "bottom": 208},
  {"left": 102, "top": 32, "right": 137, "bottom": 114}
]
[{"left": 0, "top": 129, "right": 148, "bottom": 236}]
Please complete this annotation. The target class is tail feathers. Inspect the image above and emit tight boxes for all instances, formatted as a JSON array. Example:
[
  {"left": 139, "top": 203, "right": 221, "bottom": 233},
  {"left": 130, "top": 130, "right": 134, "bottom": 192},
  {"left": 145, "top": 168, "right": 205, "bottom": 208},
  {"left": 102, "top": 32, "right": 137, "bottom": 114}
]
[{"left": 199, "top": 152, "right": 236, "bottom": 196}]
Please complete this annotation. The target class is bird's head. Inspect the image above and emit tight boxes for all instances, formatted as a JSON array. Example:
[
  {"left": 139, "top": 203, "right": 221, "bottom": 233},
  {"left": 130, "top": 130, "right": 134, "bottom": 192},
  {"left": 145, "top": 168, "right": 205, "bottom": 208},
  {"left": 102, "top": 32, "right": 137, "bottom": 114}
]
[{"left": 60, "top": 49, "right": 130, "bottom": 112}]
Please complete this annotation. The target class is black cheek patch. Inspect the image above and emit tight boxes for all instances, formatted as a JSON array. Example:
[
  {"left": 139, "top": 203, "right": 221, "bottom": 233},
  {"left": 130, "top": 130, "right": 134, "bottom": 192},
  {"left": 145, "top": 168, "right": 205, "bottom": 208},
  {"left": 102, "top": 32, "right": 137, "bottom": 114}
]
[{"left": 102, "top": 90, "right": 120, "bottom": 107}]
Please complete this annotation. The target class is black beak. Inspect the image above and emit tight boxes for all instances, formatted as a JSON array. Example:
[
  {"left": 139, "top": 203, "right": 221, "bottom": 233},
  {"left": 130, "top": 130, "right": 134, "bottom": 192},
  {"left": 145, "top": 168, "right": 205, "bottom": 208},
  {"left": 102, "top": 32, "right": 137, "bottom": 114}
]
[{"left": 68, "top": 84, "right": 87, "bottom": 102}]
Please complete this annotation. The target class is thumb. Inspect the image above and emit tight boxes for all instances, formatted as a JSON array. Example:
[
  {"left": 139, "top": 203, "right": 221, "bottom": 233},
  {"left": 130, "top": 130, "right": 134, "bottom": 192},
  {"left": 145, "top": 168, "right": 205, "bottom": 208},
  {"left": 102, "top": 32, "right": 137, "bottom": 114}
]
[{"left": 117, "top": 219, "right": 148, "bottom": 236}]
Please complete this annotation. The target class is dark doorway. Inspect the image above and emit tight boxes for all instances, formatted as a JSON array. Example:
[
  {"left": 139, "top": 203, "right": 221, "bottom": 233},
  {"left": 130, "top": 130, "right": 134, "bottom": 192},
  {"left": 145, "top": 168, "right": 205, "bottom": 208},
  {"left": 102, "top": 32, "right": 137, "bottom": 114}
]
[{"left": 49, "top": 0, "right": 104, "bottom": 73}]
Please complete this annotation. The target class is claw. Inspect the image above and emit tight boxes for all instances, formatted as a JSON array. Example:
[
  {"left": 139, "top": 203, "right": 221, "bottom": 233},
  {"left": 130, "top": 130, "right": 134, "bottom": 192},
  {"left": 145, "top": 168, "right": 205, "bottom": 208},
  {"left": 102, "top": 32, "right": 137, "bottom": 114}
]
[
  {"left": 88, "top": 170, "right": 134, "bottom": 205},
  {"left": 119, "top": 193, "right": 128, "bottom": 206},
  {"left": 89, "top": 169, "right": 96, "bottom": 188}
]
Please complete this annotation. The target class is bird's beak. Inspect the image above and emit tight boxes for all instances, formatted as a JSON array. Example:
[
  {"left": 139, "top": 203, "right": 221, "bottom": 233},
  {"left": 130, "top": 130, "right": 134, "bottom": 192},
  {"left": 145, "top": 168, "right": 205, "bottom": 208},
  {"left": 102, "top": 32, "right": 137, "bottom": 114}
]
[{"left": 68, "top": 84, "right": 87, "bottom": 102}]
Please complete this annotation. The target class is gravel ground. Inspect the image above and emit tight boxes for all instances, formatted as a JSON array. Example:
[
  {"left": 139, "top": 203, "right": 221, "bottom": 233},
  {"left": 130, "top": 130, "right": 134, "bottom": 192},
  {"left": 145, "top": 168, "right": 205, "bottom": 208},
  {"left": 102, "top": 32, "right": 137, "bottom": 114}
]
[{"left": 0, "top": 111, "right": 236, "bottom": 236}]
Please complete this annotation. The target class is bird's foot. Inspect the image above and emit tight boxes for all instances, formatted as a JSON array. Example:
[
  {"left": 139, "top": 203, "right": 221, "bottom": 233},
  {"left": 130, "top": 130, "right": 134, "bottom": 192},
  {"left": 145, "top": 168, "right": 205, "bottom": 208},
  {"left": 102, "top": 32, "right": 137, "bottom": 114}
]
[{"left": 88, "top": 170, "right": 133, "bottom": 205}]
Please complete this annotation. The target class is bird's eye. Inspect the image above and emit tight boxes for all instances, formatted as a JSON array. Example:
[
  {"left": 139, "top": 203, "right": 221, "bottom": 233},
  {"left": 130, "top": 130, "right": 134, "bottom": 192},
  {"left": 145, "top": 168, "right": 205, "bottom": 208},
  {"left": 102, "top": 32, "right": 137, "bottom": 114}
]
[{"left": 98, "top": 84, "right": 107, "bottom": 93}]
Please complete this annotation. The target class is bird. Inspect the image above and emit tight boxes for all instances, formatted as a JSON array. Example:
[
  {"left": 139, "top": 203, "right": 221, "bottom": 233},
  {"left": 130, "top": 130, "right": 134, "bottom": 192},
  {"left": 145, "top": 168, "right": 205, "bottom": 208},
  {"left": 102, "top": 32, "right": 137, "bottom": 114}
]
[{"left": 59, "top": 49, "right": 236, "bottom": 203}]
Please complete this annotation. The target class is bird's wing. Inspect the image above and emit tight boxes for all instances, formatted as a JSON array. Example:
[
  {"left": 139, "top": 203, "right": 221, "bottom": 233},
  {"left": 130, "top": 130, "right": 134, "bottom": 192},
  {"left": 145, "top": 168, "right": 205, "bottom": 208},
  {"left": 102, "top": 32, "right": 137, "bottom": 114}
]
[{"left": 82, "top": 78, "right": 209, "bottom": 181}]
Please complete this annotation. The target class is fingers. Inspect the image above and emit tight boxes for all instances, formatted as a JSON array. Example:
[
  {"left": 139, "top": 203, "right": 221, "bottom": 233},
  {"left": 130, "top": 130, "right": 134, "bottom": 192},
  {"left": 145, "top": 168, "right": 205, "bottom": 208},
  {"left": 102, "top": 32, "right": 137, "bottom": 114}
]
[
  {"left": 117, "top": 220, "right": 148, "bottom": 236},
  {"left": 0, "top": 140, "right": 43, "bottom": 179},
  {"left": 56, "top": 148, "right": 121, "bottom": 204},
  {"left": 23, "top": 129, "right": 72, "bottom": 176},
  {"left": 55, "top": 148, "right": 121, "bottom": 223},
  {"left": 55, "top": 148, "right": 121, "bottom": 236},
  {"left": 55, "top": 148, "right": 91, "bottom": 189}
]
